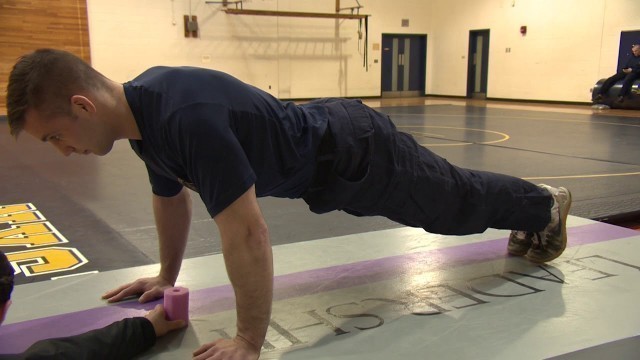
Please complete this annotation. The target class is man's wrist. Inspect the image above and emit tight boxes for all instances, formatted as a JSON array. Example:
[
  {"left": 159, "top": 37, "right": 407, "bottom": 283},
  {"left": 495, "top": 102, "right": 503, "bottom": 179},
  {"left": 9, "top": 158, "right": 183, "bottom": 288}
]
[
  {"left": 158, "top": 270, "right": 178, "bottom": 285},
  {"left": 235, "top": 334, "right": 262, "bottom": 353}
]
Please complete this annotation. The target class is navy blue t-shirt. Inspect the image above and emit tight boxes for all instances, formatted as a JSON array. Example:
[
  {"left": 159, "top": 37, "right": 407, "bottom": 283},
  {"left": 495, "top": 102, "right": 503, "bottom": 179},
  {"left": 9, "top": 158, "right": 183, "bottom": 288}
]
[
  {"left": 123, "top": 67, "right": 328, "bottom": 217},
  {"left": 624, "top": 54, "right": 640, "bottom": 72}
]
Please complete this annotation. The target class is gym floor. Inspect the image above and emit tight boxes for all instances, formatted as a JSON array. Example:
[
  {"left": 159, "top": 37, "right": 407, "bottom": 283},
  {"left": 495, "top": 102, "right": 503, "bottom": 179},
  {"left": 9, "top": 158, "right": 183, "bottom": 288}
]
[{"left": 1, "top": 98, "right": 639, "bottom": 358}]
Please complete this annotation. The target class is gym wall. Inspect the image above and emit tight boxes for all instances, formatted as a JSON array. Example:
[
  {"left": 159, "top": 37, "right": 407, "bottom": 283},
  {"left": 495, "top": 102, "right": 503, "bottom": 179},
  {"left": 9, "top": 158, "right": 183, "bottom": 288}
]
[
  {"left": 1, "top": 0, "right": 639, "bottom": 115},
  {"left": 0, "top": 0, "right": 91, "bottom": 115}
]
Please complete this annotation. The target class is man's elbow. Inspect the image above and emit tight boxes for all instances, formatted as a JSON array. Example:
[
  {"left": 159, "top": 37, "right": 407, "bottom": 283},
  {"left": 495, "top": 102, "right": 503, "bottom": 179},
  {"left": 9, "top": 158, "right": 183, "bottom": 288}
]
[
  {"left": 228, "top": 219, "right": 269, "bottom": 249},
  {"left": 248, "top": 222, "right": 270, "bottom": 248}
]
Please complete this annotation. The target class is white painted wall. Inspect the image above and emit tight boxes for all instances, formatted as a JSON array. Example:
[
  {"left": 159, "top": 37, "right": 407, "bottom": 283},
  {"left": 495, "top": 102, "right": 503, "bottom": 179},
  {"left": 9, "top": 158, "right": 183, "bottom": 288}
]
[
  {"left": 429, "top": 0, "right": 640, "bottom": 101},
  {"left": 86, "top": 0, "right": 639, "bottom": 102}
]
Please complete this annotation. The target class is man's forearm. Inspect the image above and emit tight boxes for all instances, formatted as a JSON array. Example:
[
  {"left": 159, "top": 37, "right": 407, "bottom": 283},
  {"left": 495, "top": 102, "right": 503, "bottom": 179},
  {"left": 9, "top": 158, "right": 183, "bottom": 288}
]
[
  {"left": 213, "top": 185, "right": 274, "bottom": 353},
  {"left": 222, "top": 228, "right": 274, "bottom": 351},
  {"left": 153, "top": 188, "right": 192, "bottom": 283}
]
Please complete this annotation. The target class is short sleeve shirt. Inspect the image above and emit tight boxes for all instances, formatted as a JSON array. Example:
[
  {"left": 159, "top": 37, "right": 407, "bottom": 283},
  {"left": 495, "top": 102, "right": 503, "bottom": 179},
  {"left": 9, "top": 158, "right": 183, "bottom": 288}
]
[
  {"left": 123, "top": 67, "right": 328, "bottom": 217},
  {"left": 628, "top": 55, "right": 640, "bottom": 72}
]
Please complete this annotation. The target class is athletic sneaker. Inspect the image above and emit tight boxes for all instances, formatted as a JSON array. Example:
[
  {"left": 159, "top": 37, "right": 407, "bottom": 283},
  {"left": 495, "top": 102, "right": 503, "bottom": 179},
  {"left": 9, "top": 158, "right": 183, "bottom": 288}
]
[
  {"left": 526, "top": 185, "right": 572, "bottom": 263},
  {"left": 507, "top": 230, "right": 533, "bottom": 256}
]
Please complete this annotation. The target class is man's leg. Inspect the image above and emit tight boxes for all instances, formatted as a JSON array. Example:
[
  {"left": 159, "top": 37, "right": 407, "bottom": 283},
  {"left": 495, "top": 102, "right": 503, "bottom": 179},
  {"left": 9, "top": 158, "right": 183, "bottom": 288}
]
[
  {"left": 364, "top": 121, "right": 571, "bottom": 263},
  {"left": 351, "top": 107, "right": 571, "bottom": 262},
  {"left": 596, "top": 72, "right": 625, "bottom": 100},
  {"left": 365, "top": 133, "right": 553, "bottom": 235},
  {"left": 304, "top": 101, "right": 571, "bottom": 262},
  {"left": 618, "top": 73, "right": 640, "bottom": 100}
]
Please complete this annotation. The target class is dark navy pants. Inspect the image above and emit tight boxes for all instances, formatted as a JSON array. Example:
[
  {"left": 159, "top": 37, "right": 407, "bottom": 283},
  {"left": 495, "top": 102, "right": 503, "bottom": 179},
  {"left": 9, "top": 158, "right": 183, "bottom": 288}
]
[
  {"left": 598, "top": 71, "right": 640, "bottom": 97},
  {"left": 302, "top": 99, "right": 552, "bottom": 235}
]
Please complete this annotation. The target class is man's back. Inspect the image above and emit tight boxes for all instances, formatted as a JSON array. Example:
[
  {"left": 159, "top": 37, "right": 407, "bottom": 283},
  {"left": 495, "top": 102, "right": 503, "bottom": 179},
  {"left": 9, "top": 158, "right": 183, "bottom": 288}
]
[{"left": 123, "top": 67, "right": 329, "bottom": 216}]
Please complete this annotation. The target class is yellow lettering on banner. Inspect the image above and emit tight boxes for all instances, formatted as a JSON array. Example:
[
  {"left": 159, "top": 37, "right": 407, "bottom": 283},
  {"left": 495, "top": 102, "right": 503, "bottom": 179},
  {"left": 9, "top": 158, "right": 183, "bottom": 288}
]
[
  {"left": 1, "top": 203, "right": 89, "bottom": 277},
  {"left": 7, "top": 247, "right": 89, "bottom": 276},
  {"left": 0, "top": 204, "right": 34, "bottom": 216},
  {"left": 0, "top": 211, "right": 45, "bottom": 225},
  {"left": 0, "top": 223, "right": 68, "bottom": 247}
]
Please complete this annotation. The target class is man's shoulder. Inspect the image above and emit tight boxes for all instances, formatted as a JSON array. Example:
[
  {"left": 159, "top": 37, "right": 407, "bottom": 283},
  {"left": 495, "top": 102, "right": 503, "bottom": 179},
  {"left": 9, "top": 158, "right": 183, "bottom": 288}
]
[
  {"left": 133, "top": 67, "right": 243, "bottom": 96},
  {"left": 135, "top": 66, "right": 207, "bottom": 82}
]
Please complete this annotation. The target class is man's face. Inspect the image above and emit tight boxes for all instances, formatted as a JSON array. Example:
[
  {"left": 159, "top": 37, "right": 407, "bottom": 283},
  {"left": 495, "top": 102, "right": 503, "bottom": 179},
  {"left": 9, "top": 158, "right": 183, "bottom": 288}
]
[
  {"left": 23, "top": 107, "right": 115, "bottom": 157},
  {"left": 632, "top": 45, "right": 640, "bottom": 57}
]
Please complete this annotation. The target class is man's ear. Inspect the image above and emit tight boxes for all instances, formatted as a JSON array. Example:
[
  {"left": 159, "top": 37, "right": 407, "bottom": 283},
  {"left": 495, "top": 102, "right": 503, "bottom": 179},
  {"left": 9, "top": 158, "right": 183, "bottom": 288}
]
[
  {"left": 0, "top": 300, "right": 11, "bottom": 325},
  {"left": 70, "top": 95, "right": 97, "bottom": 114}
]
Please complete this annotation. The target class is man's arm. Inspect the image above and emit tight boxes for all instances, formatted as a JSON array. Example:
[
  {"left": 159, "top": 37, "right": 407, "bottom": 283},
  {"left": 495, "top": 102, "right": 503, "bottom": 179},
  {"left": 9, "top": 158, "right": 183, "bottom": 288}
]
[
  {"left": 103, "top": 188, "right": 192, "bottom": 303},
  {"left": 154, "top": 187, "right": 192, "bottom": 290},
  {"left": 4, "top": 305, "right": 185, "bottom": 360},
  {"left": 193, "top": 185, "right": 273, "bottom": 359}
]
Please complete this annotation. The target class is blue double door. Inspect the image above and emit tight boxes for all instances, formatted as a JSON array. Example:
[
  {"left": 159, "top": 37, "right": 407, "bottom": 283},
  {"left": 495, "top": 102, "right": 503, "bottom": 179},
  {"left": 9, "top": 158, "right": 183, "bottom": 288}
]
[{"left": 381, "top": 34, "right": 426, "bottom": 97}]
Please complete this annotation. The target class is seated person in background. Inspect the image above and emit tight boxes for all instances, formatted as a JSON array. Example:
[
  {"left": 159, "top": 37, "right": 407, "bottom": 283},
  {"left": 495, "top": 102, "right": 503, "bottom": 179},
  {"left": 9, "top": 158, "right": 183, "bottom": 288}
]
[
  {"left": 594, "top": 43, "right": 640, "bottom": 103},
  {"left": 0, "top": 251, "right": 186, "bottom": 360}
]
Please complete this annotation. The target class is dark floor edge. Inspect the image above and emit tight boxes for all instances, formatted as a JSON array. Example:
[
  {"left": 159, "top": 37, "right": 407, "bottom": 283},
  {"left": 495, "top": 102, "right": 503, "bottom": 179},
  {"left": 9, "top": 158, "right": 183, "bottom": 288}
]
[
  {"left": 486, "top": 97, "right": 590, "bottom": 106},
  {"left": 426, "top": 94, "right": 591, "bottom": 106},
  {"left": 596, "top": 210, "right": 640, "bottom": 229}
]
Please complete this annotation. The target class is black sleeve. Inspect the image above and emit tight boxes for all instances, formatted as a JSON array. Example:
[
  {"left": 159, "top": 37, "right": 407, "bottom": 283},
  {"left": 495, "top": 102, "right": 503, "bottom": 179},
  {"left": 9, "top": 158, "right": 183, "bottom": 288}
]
[
  {"left": 0, "top": 317, "right": 156, "bottom": 360},
  {"left": 623, "top": 56, "right": 640, "bottom": 71},
  {"left": 169, "top": 104, "right": 256, "bottom": 217},
  {"left": 144, "top": 162, "right": 184, "bottom": 198}
]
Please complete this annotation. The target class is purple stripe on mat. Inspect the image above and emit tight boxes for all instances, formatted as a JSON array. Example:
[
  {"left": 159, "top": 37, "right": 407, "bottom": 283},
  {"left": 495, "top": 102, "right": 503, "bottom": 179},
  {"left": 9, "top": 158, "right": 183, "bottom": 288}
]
[{"left": 0, "top": 222, "right": 636, "bottom": 353}]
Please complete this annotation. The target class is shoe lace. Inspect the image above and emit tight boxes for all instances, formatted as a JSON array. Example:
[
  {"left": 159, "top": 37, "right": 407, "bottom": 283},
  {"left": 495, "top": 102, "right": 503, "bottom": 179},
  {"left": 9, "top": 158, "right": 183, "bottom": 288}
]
[
  {"left": 512, "top": 230, "right": 528, "bottom": 241},
  {"left": 530, "top": 232, "right": 546, "bottom": 250}
]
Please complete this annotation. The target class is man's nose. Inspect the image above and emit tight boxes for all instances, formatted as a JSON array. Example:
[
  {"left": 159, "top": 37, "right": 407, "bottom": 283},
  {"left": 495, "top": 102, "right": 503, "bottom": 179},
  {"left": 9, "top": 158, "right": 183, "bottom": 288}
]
[{"left": 52, "top": 142, "right": 74, "bottom": 157}]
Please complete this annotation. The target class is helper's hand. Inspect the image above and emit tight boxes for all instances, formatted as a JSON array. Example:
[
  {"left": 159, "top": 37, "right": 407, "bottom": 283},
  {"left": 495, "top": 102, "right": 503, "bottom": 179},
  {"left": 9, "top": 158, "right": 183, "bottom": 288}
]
[
  {"left": 102, "top": 275, "right": 174, "bottom": 303},
  {"left": 192, "top": 337, "right": 260, "bottom": 360},
  {"left": 623, "top": 68, "right": 632, "bottom": 73},
  {"left": 145, "top": 304, "right": 187, "bottom": 336}
]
